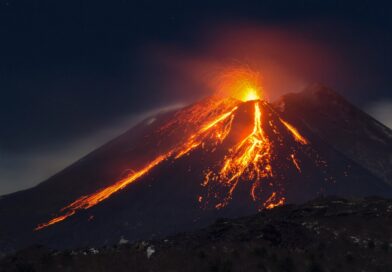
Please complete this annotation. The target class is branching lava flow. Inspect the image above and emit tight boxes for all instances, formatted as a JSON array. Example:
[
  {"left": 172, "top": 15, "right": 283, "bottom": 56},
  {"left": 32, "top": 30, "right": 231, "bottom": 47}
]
[{"left": 35, "top": 69, "right": 312, "bottom": 231}]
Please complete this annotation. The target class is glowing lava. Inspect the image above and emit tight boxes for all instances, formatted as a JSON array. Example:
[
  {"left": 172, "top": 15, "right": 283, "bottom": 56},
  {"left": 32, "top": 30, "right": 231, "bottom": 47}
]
[
  {"left": 242, "top": 88, "right": 260, "bottom": 101},
  {"left": 35, "top": 105, "right": 239, "bottom": 230},
  {"left": 174, "top": 106, "right": 237, "bottom": 159},
  {"left": 35, "top": 70, "right": 313, "bottom": 231},
  {"left": 35, "top": 154, "right": 170, "bottom": 230},
  {"left": 203, "top": 102, "right": 274, "bottom": 208},
  {"left": 290, "top": 153, "right": 302, "bottom": 173},
  {"left": 215, "top": 67, "right": 263, "bottom": 102},
  {"left": 264, "top": 192, "right": 285, "bottom": 209},
  {"left": 279, "top": 118, "right": 308, "bottom": 145}
]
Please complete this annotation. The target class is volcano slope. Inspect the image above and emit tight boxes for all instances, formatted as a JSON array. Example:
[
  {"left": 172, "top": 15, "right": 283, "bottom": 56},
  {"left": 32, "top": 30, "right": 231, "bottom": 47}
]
[
  {"left": 1, "top": 197, "right": 391, "bottom": 272},
  {"left": 0, "top": 85, "right": 391, "bottom": 253}
]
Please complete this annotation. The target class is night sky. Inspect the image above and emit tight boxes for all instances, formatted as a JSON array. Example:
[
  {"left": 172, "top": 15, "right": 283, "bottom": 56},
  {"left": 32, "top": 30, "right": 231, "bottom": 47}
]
[{"left": 1, "top": 0, "right": 391, "bottom": 195}]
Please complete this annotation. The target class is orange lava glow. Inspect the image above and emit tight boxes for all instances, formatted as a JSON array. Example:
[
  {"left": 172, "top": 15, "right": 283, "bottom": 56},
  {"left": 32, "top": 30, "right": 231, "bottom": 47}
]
[
  {"left": 216, "top": 67, "right": 263, "bottom": 102},
  {"left": 35, "top": 77, "right": 313, "bottom": 231},
  {"left": 174, "top": 106, "right": 237, "bottom": 159},
  {"left": 290, "top": 153, "right": 301, "bottom": 172},
  {"left": 264, "top": 192, "right": 285, "bottom": 209},
  {"left": 35, "top": 155, "right": 169, "bottom": 230},
  {"left": 203, "top": 102, "right": 273, "bottom": 207},
  {"left": 35, "top": 105, "right": 239, "bottom": 230},
  {"left": 242, "top": 88, "right": 260, "bottom": 102},
  {"left": 279, "top": 118, "right": 308, "bottom": 145},
  {"left": 35, "top": 210, "right": 76, "bottom": 231}
]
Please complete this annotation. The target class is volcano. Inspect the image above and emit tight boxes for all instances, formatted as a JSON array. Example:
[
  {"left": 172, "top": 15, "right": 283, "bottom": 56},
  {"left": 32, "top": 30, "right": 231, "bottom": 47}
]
[{"left": 0, "top": 84, "right": 391, "bottom": 253}]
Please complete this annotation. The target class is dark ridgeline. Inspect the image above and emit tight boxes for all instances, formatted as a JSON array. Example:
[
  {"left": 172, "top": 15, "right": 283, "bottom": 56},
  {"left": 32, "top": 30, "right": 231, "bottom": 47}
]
[
  {"left": 0, "top": 85, "right": 391, "bottom": 253},
  {"left": 2, "top": 197, "right": 392, "bottom": 272}
]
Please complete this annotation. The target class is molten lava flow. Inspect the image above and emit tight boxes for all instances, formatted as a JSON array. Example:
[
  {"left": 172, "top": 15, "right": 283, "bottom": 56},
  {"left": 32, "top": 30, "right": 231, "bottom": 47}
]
[
  {"left": 203, "top": 102, "right": 274, "bottom": 208},
  {"left": 279, "top": 118, "right": 308, "bottom": 145},
  {"left": 35, "top": 106, "right": 239, "bottom": 231},
  {"left": 35, "top": 211, "right": 76, "bottom": 231},
  {"left": 264, "top": 192, "right": 285, "bottom": 209},
  {"left": 35, "top": 70, "right": 315, "bottom": 230},
  {"left": 35, "top": 154, "right": 170, "bottom": 230},
  {"left": 290, "top": 153, "right": 301, "bottom": 172},
  {"left": 158, "top": 98, "right": 239, "bottom": 136},
  {"left": 174, "top": 106, "right": 237, "bottom": 159}
]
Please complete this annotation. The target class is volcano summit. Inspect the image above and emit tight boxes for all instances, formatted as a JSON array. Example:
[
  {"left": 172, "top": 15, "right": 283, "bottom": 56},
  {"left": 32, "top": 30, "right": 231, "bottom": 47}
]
[{"left": 0, "top": 84, "right": 391, "bottom": 252}]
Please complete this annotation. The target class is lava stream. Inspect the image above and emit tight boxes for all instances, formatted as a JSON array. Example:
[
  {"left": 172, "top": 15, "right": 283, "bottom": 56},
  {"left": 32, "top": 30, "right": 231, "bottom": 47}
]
[
  {"left": 35, "top": 154, "right": 169, "bottom": 230},
  {"left": 290, "top": 153, "right": 302, "bottom": 172},
  {"left": 279, "top": 118, "right": 308, "bottom": 144},
  {"left": 203, "top": 102, "right": 274, "bottom": 208},
  {"left": 35, "top": 106, "right": 238, "bottom": 230},
  {"left": 264, "top": 192, "right": 285, "bottom": 209},
  {"left": 35, "top": 98, "right": 311, "bottom": 231}
]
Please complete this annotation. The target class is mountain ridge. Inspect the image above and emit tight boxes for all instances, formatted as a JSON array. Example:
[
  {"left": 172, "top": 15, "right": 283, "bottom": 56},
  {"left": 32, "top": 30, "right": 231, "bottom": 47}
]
[
  {"left": 275, "top": 84, "right": 392, "bottom": 185},
  {"left": 1, "top": 196, "right": 391, "bottom": 272},
  {"left": 0, "top": 85, "right": 391, "bottom": 253}
]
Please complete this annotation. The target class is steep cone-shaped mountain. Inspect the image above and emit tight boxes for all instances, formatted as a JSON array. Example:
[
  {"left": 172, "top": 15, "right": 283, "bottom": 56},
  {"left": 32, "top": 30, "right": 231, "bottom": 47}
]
[
  {"left": 0, "top": 87, "right": 391, "bottom": 252},
  {"left": 274, "top": 84, "right": 392, "bottom": 185}
]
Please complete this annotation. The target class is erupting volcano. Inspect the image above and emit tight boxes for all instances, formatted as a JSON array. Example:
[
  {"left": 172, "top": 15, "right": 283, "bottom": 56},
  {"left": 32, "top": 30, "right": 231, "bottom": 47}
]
[
  {"left": 1, "top": 70, "right": 391, "bottom": 251},
  {"left": 35, "top": 68, "right": 313, "bottom": 231}
]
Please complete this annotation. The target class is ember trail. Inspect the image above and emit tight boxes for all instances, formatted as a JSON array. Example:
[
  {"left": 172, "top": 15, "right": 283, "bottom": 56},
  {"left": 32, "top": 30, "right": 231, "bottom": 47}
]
[{"left": 36, "top": 69, "right": 311, "bottom": 231}]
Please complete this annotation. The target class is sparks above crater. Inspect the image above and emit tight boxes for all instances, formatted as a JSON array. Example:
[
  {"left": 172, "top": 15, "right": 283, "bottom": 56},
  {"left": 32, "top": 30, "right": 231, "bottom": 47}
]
[{"left": 215, "top": 67, "right": 263, "bottom": 102}]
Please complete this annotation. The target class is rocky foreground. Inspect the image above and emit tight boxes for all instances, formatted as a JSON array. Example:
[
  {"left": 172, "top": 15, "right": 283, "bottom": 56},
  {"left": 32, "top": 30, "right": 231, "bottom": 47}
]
[{"left": 1, "top": 197, "right": 392, "bottom": 272}]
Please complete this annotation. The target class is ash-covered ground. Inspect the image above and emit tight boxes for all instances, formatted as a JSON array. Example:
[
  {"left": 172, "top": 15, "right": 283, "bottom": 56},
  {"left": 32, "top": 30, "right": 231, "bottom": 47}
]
[{"left": 1, "top": 197, "right": 391, "bottom": 272}]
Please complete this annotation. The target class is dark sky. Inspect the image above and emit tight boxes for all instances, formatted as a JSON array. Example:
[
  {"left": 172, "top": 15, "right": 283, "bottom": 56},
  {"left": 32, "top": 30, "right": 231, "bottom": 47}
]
[{"left": 1, "top": 0, "right": 391, "bottom": 195}]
